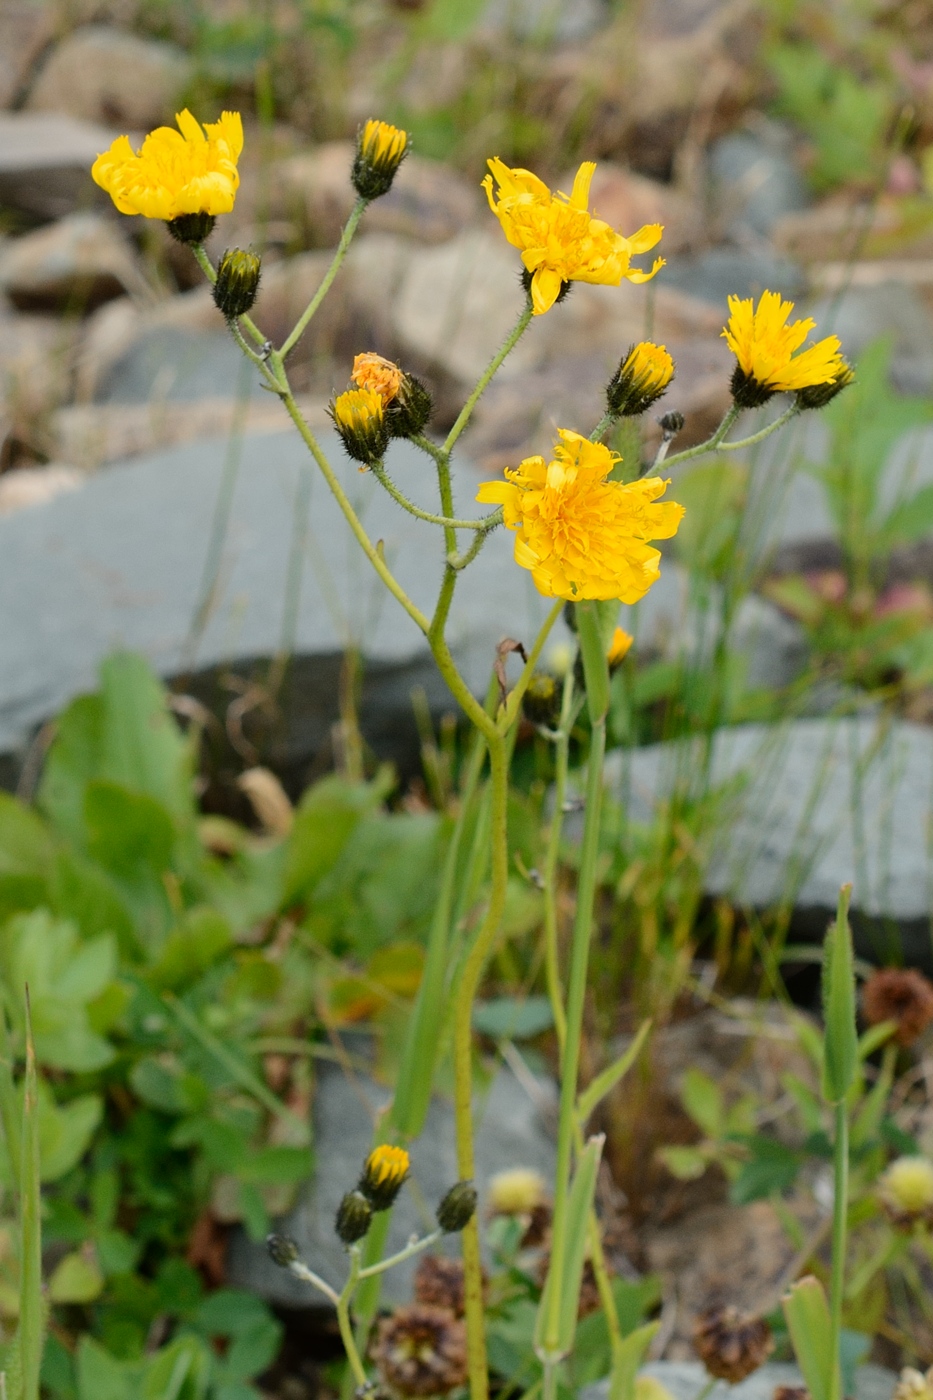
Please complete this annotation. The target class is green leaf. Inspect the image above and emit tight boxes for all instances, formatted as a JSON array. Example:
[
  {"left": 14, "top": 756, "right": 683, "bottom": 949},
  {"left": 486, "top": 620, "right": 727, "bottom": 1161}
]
[
  {"left": 822, "top": 885, "right": 857, "bottom": 1104},
  {"left": 422, "top": 0, "right": 488, "bottom": 40},
  {"left": 148, "top": 908, "right": 233, "bottom": 989},
  {"left": 680, "top": 1068, "right": 723, "bottom": 1137},
  {"left": 0, "top": 796, "right": 53, "bottom": 879},
  {"left": 142, "top": 1336, "right": 210, "bottom": 1400},
  {"left": 39, "top": 695, "right": 104, "bottom": 847},
  {"left": 50, "top": 852, "right": 136, "bottom": 957},
  {"left": 658, "top": 1146, "right": 708, "bottom": 1181},
  {"left": 96, "top": 654, "right": 195, "bottom": 826},
  {"left": 129, "top": 1057, "right": 205, "bottom": 1116},
  {"left": 577, "top": 1020, "right": 651, "bottom": 1124},
  {"left": 76, "top": 1338, "right": 134, "bottom": 1400},
  {"left": 783, "top": 1276, "right": 833, "bottom": 1400},
  {"left": 282, "top": 777, "right": 376, "bottom": 905},
  {"left": 535, "top": 1134, "right": 603, "bottom": 1359},
  {"left": 608, "top": 1321, "right": 658, "bottom": 1400},
  {"left": 473, "top": 996, "right": 554, "bottom": 1040},
  {"left": 37, "top": 1089, "right": 103, "bottom": 1182},
  {"left": 48, "top": 1250, "right": 105, "bottom": 1304},
  {"left": 85, "top": 783, "right": 175, "bottom": 881},
  {"left": 729, "top": 1136, "right": 800, "bottom": 1204},
  {"left": 20, "top": 996, "right": 43, "bottom": 1400}
]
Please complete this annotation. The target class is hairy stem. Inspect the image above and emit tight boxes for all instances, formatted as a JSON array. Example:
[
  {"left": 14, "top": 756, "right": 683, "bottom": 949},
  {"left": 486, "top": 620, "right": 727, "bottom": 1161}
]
[
  {"left": 280, "top": 197, "right": 367, "bottom": 359},
  {"left": 828, "top": 1097, "right": 848, "bottom": 1400},
  {"left": 369, "top": 462, "right": 500, "bottom": 530},
  {"left": 443, "top": 302, "right": 533, "bottom": 456}
]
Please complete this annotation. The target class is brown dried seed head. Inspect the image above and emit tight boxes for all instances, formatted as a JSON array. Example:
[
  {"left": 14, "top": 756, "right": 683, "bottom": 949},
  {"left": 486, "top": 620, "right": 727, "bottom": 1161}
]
[
  {"left": 774, "top": 1387, "right": 810, "bottom": 1400},
  {"left": 693, "top": 1306, "right": 774, "bottom": 1383},
  {"left": 862, "top": 967, "right": 933, "bottom": 1047},
  {"left": 413, "top": 1255, "right": 466, "bottom": 1317},
  {"left": 374, "top": 1304, "right": 468, "bottom": 1398}
]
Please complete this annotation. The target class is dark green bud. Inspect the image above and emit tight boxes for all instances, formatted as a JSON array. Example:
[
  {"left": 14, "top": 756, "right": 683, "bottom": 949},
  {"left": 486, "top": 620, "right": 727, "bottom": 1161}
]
[
  {"left": 214, "top": 248, "right": 262, "bottom": 319},
  {"left": 266, "top": 1232, "right": 300, "bottom": 1267},
  {"left": 795, "top": 363, "right": 854, "bottom": 411},
  {"left": 729, "top": 364, "right": 776, "bottom": 410},
  {"left": 335, "top": 1189, "right": 373, "bottom": 1244},
  {"left": 436, "top": 1180, "right": 477, "bottom": 1233},
  {"left": 166, "top": 212, "right": 216, "bottom": 246},
  {"left": 523, "top": 673, "right": 561, "bottom": 729},
  {"left": 657, "top": 409, "right": 684, "bottom": 438},
  {"left": 387, "top": 374, "right": 433, "bottom": 438}
]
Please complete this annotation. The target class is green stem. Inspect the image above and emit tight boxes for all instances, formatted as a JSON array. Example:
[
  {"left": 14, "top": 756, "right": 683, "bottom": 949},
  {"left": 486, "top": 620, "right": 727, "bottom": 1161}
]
[
  {"left": 358, "top": 1227, "right": 442, "bottom": 1279},
  {"left": 20, "top": 997, "right": 42, "bottom": 1400},
  {"left": 662, "top": 406, "right": 739, "bottom": 469},
  {"left": 287, "top": 1258, "right": 340, "bottom": 1305},
  {"left": 716, "top": 403, "right": 799, "bottom": 453},
  {"left": 662, "top": 401, "right": 799, "bottom": 471},
  {"left": 542, "top": 669, "right": 575, "bottom": 1050},
  {"left": 453, "top": 735, "right": 511, "bottom": 1400},
  {"left": 541, "top": 710, "right": 607, "bottom": 1355},
  {"left": 590, "top": 411, "right": 617, "bottom": 443},
  {"left": 443, "top": 302, "right": 534, "bottom": 456},
  {"left": 449, "top": 524, "right": 498, "bottom": 571},
  {"left": 280, "top": 392, "right": 431, "bottom": 637},
  {"left": 368, "top": 462, "right": 498, "bottom": 530},
  {"left": 694, "top": 1379, "right": 718, "bottom": 1400},
  {"left": 336, "top": 1249, "right": 368, "bottom": 1389},
  {"left": 498, "top": 600, "right": 565, "bottom": 735},
  {"left": 828, "top": 1097, "right": 848, "bottom": 1400},
  {"left": 280, "top": 198, "right": 367, "bottom": 359}
]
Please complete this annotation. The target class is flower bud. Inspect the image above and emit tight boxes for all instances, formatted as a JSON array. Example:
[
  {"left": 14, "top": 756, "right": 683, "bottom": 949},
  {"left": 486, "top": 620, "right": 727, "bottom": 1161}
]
[
  {"left": 436, "top": 1180, "right": 477, "bottom": 1233},
  {"left": 335, "top": 1189, "right": 374, "bottom": 1244},
  {"left": 693, "top": 1307, "right": 773, "bottom": 1383},
  {"left": 166, "top": 212, "right": 217, "bottom": 245},
  {"left": 795, "top": 362, "right": 854, "bottom": 411},
  {"left": 352, "top": 120, "right": 409, "bottom": 200},
  {"left": 330, "top": 389, "right": 389, "bottom": 466},
  {"left": 606, "top": 342, "right": 675, "bottom": 417},
  {"left": 657, "top": 410, "right": 684, "bottom": 438},
  {"left": 879, "top": 1156, "right": 933, "bottom": 1226},
  {"left": 213, "top": 249, "right": 262, "bottom": 319},
  {"left": 388, "top": 374, "right": 433, "bottom": 439},
  {"left": 359, "top": 1145, "right": 410, "bottom": 1211},
  {"left": 522, "top": 673, "right": 561, "bottom": 729},
  {"left": 607, "top": 627, "right": 633, "bottom": 671},
  {"left": 896, "top": 1367, "right": 933, "bottom": 1400},
  {"left": 266, "top": 1232, "right": 300, "bottom": 1267}
]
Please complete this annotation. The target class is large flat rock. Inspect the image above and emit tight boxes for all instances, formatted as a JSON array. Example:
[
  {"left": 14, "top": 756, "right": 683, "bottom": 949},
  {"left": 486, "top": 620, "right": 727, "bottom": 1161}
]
[
  {"left": 0, "top": 428, "right": 571, "bottom": 784},
  {"left": 226, "top": 1063, "right": 556, "bottom": 1307},
  {"left": 582, "top": 1361, "right": 895, "bottom": 1400},
  {"left": 607, "top": 717, "right": 933, "bottom": 965}
]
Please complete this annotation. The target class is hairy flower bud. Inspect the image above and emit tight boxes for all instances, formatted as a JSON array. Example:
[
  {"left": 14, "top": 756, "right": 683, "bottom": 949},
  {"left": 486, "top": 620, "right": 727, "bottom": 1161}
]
[
  {"left": 657, "top": 410, "right": 684, "bottom": 438},
  {"left": 213, "top": 248, "right": 262, "bottom": 318},
  {"left": 607, "top": 342, "right": 675, "bottom": 417},
  {"left": 335, "top": 1189, "right": 374, "bottom": 1244},
  {"left": 795, "top": 362, "right": 854, "bottom": 411},
  {"left": 330, "top": 389, "right": 390, "bottom": 466},
  {"left": 167, "top": 212, "right": 217, "bottom": 245},
  {"left": 523, "top": 673, "right": 561, "bottom": 729},
  {"left": 352, "top": 120, "right": 409, "bottom": 200},
  {"left": 266, "top": 1232, "right": 300, "bottom": 1267},
  {"left": 389, "top": 374, "right": 433, "bottom": 438},
  {"left": 436, "top": 1180, "right": 477, "bottom": 1233},
  {"left": 359, "top": 1145, "right": 410, "bottom": 1211},
  {"left": 693, "top": 1307, "right": 773, "bottom": 1383}
]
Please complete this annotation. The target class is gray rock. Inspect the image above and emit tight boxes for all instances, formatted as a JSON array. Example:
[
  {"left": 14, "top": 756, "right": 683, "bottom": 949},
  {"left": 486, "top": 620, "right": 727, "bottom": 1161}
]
[
  {"left": 0, "top": 212, "right": 147, "bottom": 313},
  {"left": 607, "top": 717, "right": 933, "bottom": 967},
  {"left": 660, "top": 249, "right": 805, "bottom": 307},
  {"left": 97, "top": 327, "right": 245, "bottom": 404},
  {"left": 581, "top": 1361, "right": 896, "bottom": 1400},
  {"left": 0, "top": 428, "right": 570, "bottom": 787},
  {"left": 0, "top": 3, "right": 55, "bottom": 111},
  {"left": 0, "top": 112, "right": 117, "bottom": 221},
  {"left": 25, "top": 25, "right": 193, "bottom": 131},
  {"left": 226, "top": 1062, "right": 556, "bottom": 1306},
  {"left": 708, "top": 127, "right": 809, "bottom": 240}
]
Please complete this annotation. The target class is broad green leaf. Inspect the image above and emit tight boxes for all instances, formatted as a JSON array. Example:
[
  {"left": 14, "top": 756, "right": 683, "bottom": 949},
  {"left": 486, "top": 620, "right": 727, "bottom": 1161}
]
[
  {"left": 822, "top": 885, "right": 857, "bottom": 1104},
  {"left": 97, "top": 654, "right": 195, "bottom": 826},
  {"left": 0, "top": 796, "right": 53, "bottom": 879},
  {"left": 729, "top": 1136, "right": 800, "bottom": 1204},
  {"left": 608, "top": 1321, "right": 657, "bottom": 1400},
  {"left": 282, "top": 777, "right": 376, "bottom": 905},
  {"left": 658, "top": 1146, "right": 708, "bottom": 1181},
  {"left": 473, "top": 995, "right": 554, "bottom": 1041},
  {"left": 782, "top": 1275, "right": 833, "bottom": 1400},
  {"left": 50, "top": 852, "right": 137, "bottom": 957},
  {"left": 76, "top": 1337, "right": 134, "bottom": 1400},
  {"left": 39, "top": 694, "right": 104, "bottom": 847},
  {"left": 142, "top": 1336, "right": 210, "bottom": 1400},
  {"left": 84, "top": 782, "right": 174, "bottom": 881},
  {"left": 48, "top": 1250, "right": 105, "bottom": 1304},
  {"left": 148, "top": 908, "right": 233, "bottom": 988},
  {"left": 129, "top": 1057, "right": 205, "bottom": 1115},
  {"left": 37, "top": 1090, "right": 103, "bottom": 1182},
  {"left": 680, "top": 1068, "right": 723, "bottom": 1137},
  {"left": 577, "top": 1020, "right": 651, "bottom": 1124}
]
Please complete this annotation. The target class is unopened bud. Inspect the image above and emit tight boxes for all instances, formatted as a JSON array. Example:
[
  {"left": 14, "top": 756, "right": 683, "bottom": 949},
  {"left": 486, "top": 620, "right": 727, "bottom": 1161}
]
[
  {"left": 388, "top": 374, "right": 433, "bottom": 438},
  {"left": 436, "top": 1180, "right": 477, "bottom": 1233},
  {"left": 266, "top": 1232, "right": 300, "bottom": 1267},
  {"left": 214, "top": 248, "right": 262, "bottom": 319},
  {"left": 335, "top": 1189, "right": 374, "bottom": 1244},
  {"left": 330, "top": 389, "right": 389, "bottom": 466},
  {"left": 522, "top": 673, "right": 561, "bottom": 729},
  {"left": 166, "top": 212, "right": 216, "bottom": 246},
  {"left": 352, "top": 120, "right": 409, "bottom": 200},
  {"left": 657, "top": 410, "right": 684, "bottom": 439},
  {"left": 606, "top": 342, "right": 674, "bottom": 418},
  {"left": 795, "top": 362, "right": 854, "bottom": 411},
  {"left": 359, "top": 1145, "right": 410, "bottom": 1211}
]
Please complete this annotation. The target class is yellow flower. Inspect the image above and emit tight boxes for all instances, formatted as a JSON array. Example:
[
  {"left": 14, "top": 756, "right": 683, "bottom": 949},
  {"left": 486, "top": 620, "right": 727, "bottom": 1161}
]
[
  {"left": 353, "top": 120, "right": 409, "bottom": 200},
  {"left": 483, "top": 159, "right": 665, "bottom": 316},
  {"left": 607, "top": 342, "right": 675, "bottom": 417},
  {"left": 352, "top": 352, "right": 403, "bottom": 406},
  {"left": 607, "top": 627, "right": 633, "bottom": 668},
  {"left": 477, "top": 429, "right": 684, "bottom": 602},
  {"left": 488, "top": 1167, "right": 547, "bottom": 1215},
  {"left": 330, "top": 388, "right": 389, "bottom": 465},
  {"left": 721, "top": 290, "right": 845, "bottom": 408},
  {"left": 92, "top": 109, "right": 243, "bottom": 223},
  {"left": 879, "top": 1155, "right": 933, "bottom": 1224},
  {"left": 359, "top": 1144, "right": 410, "bottom": 1210}
]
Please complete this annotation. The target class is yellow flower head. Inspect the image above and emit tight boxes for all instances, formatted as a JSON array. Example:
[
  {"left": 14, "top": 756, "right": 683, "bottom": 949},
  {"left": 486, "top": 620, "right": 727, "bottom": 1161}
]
[
  {"left": 483, "top": 159, "right": 665, "bottom": 316},
  {"left": 722, "top": 290, "right": 845, "bottom": 408},
  {"left": 92, "top": 109, "right": 243, "bottom": 224},
  {"left": 477, "top": 429, "right": 684, "bottom": 602},
  {"left": 353, "top": 120, "right": 409, "bottom": 200},
  {"left": 330, "top": 388, "right": 388, "bottom": 465},
  {"left": 359, "top": 1144, "right": 410, "bottom": 1210},
  {"left": 879, "top": 1155, "right": 933, "bottom": 1225},
  {"left": 607, "top": 627, "right": 634, "bottom": 669},
  {"left": 607, "top": 341, "right": 675, "bottom": 418},
  {"left": 352, "top": 352, "right": 403, "bottom": 406},
  {"left": 488, "top": 1166, "right": 547, "bottom": 1215}
]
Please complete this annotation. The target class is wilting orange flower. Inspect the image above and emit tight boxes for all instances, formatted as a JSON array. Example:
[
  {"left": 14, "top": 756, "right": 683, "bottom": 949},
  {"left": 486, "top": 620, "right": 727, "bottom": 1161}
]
[
  {"left": 92, "top": 109, "right": 243, "bottom": 220},
  {"left": 483, "top": 159, "right": 664, "bottom": 315},
  {"left": 477, "top": 430, "right": 683, "bottom": 602}
]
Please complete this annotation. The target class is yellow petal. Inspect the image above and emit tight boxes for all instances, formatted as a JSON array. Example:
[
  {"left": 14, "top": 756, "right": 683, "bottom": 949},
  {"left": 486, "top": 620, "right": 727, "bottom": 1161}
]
[
  {"left": 568, "top": 161, "right": 596, "bottom": 210},
  {"left": 626, "top": 256, "right": 665, "bottom": 284},
  {"left": 476, "top": 481, "right": 514, "bottom": 505},
  {"left": 531, "top": 266, "right": 563, "bottom": 315}
]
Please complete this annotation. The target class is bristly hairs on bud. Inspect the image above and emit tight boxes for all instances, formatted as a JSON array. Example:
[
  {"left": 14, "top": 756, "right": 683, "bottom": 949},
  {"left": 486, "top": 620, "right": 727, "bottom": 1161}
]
[
  {"left": 352, "top": 120, "right": 409, "bottom": 201},
  {"left": 606, "top": 342, "right": 675, "bottom": 418},
  {"left": 657, "top": 409, "right": 684, "bottom": 440},
  {"left": 330, "top": 388, "right": 390, "bottom": 466},
  {"left": 167, "top": 212, "right": 216, "bottom": 246},
  {"left": 214, "top": 248, "right": 262, "bottom": 319},
  {"left": 388, "top": 374, "right": 433, "bottom": 438},
  {"left": 795, "top": 362, "right": 854, "bottom": 411},
  {"left": 335, "top": 1189, "right": 374, "bottom": 1245}
]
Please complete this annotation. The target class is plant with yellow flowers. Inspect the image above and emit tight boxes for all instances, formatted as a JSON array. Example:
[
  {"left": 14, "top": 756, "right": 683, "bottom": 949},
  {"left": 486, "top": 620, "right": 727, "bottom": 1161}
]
[{"left": 93, "top": 113, "right": 852, "bottom": 1400}]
